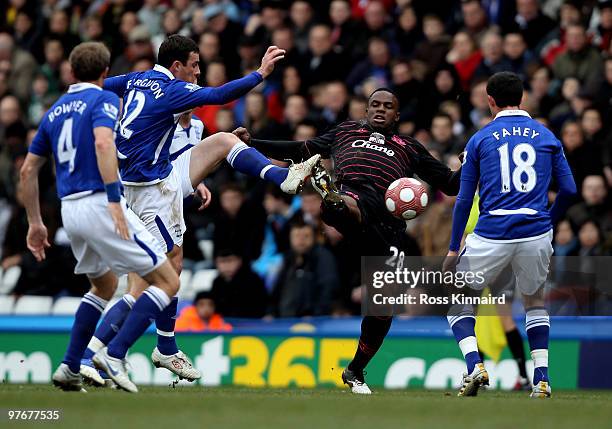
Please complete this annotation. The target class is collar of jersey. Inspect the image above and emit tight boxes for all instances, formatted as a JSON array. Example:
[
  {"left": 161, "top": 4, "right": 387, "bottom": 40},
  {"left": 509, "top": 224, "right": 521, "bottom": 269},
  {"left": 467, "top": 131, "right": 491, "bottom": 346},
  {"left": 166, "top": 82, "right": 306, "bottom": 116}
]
[
  {"left": 153, "top": 64, "right": 175, "bottom": 80},
  {"left": 67, "top": 82, "right": 102, "bottom": 93},
  {"left": 494, "top": 109, "right": 531, "bottom": 120}
]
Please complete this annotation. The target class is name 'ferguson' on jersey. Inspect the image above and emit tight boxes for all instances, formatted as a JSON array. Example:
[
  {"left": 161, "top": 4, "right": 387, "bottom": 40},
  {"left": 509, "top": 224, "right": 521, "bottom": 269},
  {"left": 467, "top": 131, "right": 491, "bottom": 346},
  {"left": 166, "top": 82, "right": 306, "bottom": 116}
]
[
  {"left": 103, "top": 65, "right": 262, "bottom": 185},
  {"left": 29, "top": 83, "right": 120, "bottom": 199},
  {"left": 462, "top": 110, "right": 574, "bottom": 241}
]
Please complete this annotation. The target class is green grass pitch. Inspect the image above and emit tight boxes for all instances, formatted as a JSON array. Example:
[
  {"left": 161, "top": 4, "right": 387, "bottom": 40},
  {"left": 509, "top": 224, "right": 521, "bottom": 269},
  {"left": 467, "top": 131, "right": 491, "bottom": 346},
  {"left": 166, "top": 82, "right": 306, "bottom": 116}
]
[{"left": 1, "top": 384, "right": 611, "bottom": 429}]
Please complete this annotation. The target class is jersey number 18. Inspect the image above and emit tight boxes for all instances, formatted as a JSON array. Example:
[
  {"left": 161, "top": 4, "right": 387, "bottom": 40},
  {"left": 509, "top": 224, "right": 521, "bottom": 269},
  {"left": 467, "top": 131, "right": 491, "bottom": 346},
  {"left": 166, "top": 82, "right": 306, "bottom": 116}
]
[{"left": 497, "top": 143, "right": 537, "bottom": 193}]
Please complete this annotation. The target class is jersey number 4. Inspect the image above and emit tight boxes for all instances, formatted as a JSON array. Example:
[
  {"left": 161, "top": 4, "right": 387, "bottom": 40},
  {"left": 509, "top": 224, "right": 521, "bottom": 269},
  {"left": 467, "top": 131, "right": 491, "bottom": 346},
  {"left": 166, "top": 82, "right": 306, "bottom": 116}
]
[
  {"left": 58, "top": 118, "right": 76, "bottom": 173},
  {"left": 497, "top": 143, "right": 536, "bottom": 193}
]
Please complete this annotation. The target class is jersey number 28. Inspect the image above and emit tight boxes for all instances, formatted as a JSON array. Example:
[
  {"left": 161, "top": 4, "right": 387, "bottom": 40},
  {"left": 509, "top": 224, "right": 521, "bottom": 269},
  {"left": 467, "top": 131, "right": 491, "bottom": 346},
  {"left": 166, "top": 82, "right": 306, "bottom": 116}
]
[{"left": 497, "top": 143, "right": 537, "bottom": 193}]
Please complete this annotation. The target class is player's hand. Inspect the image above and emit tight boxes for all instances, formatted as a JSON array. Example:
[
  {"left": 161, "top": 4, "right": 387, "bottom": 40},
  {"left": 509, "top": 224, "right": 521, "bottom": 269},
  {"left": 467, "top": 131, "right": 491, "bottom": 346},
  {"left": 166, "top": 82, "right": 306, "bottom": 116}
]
[
  {"left": 27, "top": 223, "right": 50, "bottom": 262},
  {"left": 257, "top": 46, "right": 285, "bottom": 78},
  {"left": 232, "top": 127, "right": 251, "bottom": 144},
  {"left": 194, "top": 183, "right": 212, "bottom": 211},
  {"left": 108, "top": 202, "right": 130, "bottom": 240},
  {"left": 442, "top": 250, "right": 459, "bottom": 274}
]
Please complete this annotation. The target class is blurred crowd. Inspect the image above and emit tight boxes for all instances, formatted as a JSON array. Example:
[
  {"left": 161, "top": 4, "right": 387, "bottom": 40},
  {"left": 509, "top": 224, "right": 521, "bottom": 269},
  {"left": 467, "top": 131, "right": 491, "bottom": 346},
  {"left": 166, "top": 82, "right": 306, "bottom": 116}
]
[{"left": 0, "top": 0, "right": 610, "bottom": 320}]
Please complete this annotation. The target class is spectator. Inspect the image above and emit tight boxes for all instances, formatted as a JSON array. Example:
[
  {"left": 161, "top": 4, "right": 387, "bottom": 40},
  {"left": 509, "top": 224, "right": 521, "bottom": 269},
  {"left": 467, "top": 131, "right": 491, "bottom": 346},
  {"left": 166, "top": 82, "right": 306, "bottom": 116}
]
[
  {"left": 524, "top": 66, "right": 556, "bottom": 118},
  {"left": 300, "top": 24, "right": 347, "bottom": 86},
  {"left": 561, "top": 121, "right": 603, "bottom": 187},
  {"left": 348, "top": 95, "right": 368, "bottom": 121},
  {"left": 137, "top": 0, "right": 166, "bottom": 37},
  {"left": 346, "top": 37, "right": 391, "bottom": 92},
  {"left": 430, "top": 112, "right": 461, "bottom": 154},
  {"left": 318, "top": 81, "right": 348, "bottom": 127},
  {"left": 394, "top": 5, "right": 423, "bottom": 57},
  {"left": 110, "top": 25, "right": 155, "bottom": 76},
  {"left": 330, "top": 0, "right": 362, "bottom": 55},
  {"left": 566, "top": 175, "right": 611, "bottom": 240},
  {"left": 175, "top": 291, "right": 232, "bottom": 332},
  {"left": 593, "top": 1, "right": 612, "bottom": 52},
  {"left": 40, "top": 38, "right": 63, "bottom": 96},
  {"left": 474, "top": 30, "right": 512, "bottom": 79},
  {"left": 211, "top": 249, "right": 268, "bottom": 318},
  {"left": 460, "top": 0, "right": 489, "bottom": 41},
  {"left": 446, "top": 31, "right": 483, "bottom": 90},
  {"left": 413, "top": 14, "right": 452, "bottom": 76},
  {"left": 509, "top": 0, "right": 557, "bottom": 52},
  {"left": 212, "top": 183, "right": 265, "bottom": 262},
  {"left": 289, "top": 0, "right": 314, "bottom": 55},
  {"left": 269, "top": 220, "right": 339, "bottom": 317},
  {"left": 47, "top": 9, "right": 80, "bottom": 54},
  {"left": 0, "top": 32, "right": 37, "bottom": 104},
  {"left": 552, "top": 23, "right": 605, "bottom": 96},
  {"left": 503, "top": 32, "right": 536, "bottom": 80}
]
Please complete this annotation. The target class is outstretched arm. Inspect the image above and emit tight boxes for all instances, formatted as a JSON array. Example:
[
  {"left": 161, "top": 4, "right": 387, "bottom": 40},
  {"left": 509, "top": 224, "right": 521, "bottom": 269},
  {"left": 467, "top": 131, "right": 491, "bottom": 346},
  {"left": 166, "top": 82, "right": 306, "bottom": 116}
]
[
  {"left": 171, "top": 46, "right": 285, "bottom": 111},
  {"left": 233, "top": 126, "right": 335, "bottom": 162},
  {"left": 20, "top": 153, "right": 50, "bottom": 261},
  {"left": 412, "top": 140, "right": 462, "bottom": 196}
]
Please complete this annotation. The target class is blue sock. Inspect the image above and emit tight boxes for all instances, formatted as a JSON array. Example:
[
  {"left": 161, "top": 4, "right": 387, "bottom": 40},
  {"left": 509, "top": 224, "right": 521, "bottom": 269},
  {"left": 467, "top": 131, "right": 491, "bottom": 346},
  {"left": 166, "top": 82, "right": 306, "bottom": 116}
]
[
  {"left": 526, "top": 307, "right": 550, "bottom": 384},
  {"left": 448, "top": 312, "right": 481, "bottom": 373},
  {"left": 155, "top": 296, "right": 179, "bottom": 355},
  {"left": 227, "top": 142, "right": 288, "bottom": 186},
  {"left": 63, "top": 292, "right": 108, "bottom": 373},
  {"left": 83, "top": 294, "right": 135, "bottom": 360},
  {"left": 107, "top": 286, "right": 171, "bottom": 360}
]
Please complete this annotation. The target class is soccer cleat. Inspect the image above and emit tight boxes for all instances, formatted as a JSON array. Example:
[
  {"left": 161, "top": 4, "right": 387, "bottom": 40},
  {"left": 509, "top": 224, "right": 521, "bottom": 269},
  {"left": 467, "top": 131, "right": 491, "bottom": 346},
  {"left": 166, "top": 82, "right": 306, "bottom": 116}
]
[
  {"left": 151, "top": 347, "right": 201, "bottom": 381},
  {"left": 310, "top": 159, "right": 343, "bottom": 204},
  {"left": 92, "top": 347, "right": 138, "bottom": 393},
  {"left": 342, "top": 368, "right": 372, "bottom": 395},
  {"left": 458, "top": 363, "right": 489, "bottom": 397},
  {"left": 530, "top": 381, "right": 552, "bottom": 398},
  {"left": 280, "top": 154, "right": 321, "bottom": 194},
  {"left": 513, "top": 376, "right": 532, "bottom": 391},
  {"left": 52, "top": 363, "right": 87, "bottom": 392},
  {"left": 80, "top": 358, "right": 105, "bottom": 387}
]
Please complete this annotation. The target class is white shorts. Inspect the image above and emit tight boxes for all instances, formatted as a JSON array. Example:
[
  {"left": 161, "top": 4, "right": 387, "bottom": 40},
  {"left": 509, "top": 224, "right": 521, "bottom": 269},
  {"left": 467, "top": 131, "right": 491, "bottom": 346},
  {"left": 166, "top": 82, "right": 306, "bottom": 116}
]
[
  {"left": 124, "top": 150, "right": 193, "bottom": 253},
  {"left": 61, "top": 193, "right": 166, "bottom": 278},
  {"left": 456, "top": 230, "right": 553, "bottom": 296}
]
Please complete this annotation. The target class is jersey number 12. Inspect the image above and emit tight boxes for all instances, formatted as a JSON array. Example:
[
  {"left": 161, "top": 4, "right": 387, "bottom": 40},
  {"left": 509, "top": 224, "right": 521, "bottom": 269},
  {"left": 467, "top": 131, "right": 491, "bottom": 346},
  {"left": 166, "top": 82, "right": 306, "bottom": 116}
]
[{"left": 497, "top": 143, "right": 536, "bottom": 193}]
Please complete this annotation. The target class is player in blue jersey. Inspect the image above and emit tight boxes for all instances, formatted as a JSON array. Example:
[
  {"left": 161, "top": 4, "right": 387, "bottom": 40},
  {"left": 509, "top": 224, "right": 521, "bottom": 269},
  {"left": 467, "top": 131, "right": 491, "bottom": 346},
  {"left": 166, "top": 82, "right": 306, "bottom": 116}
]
[
  {"left": 443, "top": 72, "right": 577, "bottom": 398},
  {"left": 20, "top": 42, "right": 182, "bottom": 393},
  {"left": 79, "top": 35, "right": 320, "bottom": 384}
]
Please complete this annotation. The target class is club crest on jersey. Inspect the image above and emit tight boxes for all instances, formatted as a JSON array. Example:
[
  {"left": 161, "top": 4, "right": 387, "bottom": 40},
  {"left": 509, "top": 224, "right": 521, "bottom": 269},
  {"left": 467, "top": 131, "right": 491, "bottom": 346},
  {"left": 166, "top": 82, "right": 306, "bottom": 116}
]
[
  {"left": 352, "top": 132, "right": 395, "bottom": 157},
  {"left": 184, "top": 83, "right": 201, "bottom": 93},
  {"left": 103, "top": 103, "right": 119, "bottom": 120},
  {"left": 391, "top": 135, "right": 406, "bottom": 147}
]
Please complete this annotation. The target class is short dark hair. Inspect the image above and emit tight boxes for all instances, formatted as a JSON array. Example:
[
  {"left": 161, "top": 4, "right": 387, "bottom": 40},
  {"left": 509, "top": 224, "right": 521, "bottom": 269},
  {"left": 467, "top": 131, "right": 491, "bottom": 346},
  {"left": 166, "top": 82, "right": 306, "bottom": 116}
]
[
  {"left": 486, "top": 72, "right": 524, "bottom": 108},
  {"left": 69, "top": 42, "right": 111, "bottom": 82},
  {"left": 432, "top": 112, "right": 453, "bottom": 124},
  {"left": 157, "top": 35, "right": 199, "bottom": 69},
  {"left": 368, "top": 87, "right": 398, "bottom": 102}
]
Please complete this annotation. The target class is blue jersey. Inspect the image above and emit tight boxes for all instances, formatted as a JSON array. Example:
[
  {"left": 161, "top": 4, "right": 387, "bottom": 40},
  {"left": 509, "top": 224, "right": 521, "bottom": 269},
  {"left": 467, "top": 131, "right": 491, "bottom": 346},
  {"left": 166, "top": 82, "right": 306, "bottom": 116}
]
[
  {"left": 29, "top": 83, "right": 120, "bottom": 200},
  {"left": 104, "top": 65, "right": 262, "bottom": 185},
  {"left": 461, "top": 110, "right": 574, "bottom": 241}
]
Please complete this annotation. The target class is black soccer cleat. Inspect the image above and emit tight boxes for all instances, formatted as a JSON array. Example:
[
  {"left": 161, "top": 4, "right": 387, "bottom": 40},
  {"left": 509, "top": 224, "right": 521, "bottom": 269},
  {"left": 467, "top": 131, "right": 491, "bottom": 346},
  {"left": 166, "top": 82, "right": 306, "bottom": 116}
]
[
  {"left": 342, "top": 368, "right": 372, "bottom": 394},
  {"left": 310, "top": 160, "right": 343, "bottom": 205}
]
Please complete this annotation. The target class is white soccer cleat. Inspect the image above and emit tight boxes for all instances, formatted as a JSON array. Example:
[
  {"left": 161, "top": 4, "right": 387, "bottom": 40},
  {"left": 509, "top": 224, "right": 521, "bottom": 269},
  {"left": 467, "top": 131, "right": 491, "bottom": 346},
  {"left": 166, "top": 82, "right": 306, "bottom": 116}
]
[
  {"left": 530, "top": 380, "right": 552, "bottom": 398},
  {"left": 342, "top": 368, "right": 372, "bottom": 395},
  {"left": 80, "top": 362, "right": 105, "bottom": 387},
  {"left": 93, "top": 347, "right": 138, "bottom": 393},
  {"left": 458, "top": 362, "right": 489, "bottom": 397},
  {"left": 280, "top": 154, "right": 321, "bottom": 194},
  {"left": 52, "top": 363, "right": 87, "bottom": 392},
  {"left": 151, "top": 347, "right": 201, "bottom": 381}
]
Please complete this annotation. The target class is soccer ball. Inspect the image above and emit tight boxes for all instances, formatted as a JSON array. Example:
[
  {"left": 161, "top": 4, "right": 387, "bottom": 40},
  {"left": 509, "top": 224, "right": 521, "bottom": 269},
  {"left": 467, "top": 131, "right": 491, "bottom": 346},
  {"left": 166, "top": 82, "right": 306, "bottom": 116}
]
[{"left": 385, "top": 178, "right": 429, "bottom": 220}]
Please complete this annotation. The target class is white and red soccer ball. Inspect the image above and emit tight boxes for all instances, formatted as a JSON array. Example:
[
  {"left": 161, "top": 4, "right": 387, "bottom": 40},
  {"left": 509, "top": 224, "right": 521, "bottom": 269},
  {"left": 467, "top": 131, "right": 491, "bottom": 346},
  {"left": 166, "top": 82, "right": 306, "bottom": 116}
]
[{"left": 385, "top": 178, "right": 429, "bottom": 220}]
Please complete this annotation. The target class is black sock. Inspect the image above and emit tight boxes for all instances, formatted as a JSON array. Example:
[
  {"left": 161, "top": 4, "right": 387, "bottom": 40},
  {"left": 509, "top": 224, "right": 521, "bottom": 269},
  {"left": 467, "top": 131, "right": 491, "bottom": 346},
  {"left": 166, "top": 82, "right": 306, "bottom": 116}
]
[
  {"left": 320, "top": 199, "right": 361, "bottom": 237},
  {"left": 506, "top": 328, "right": 527, "bottom": 378},
  {"left": 348, "top": 316, "right": 392, "bottom": 372}
]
